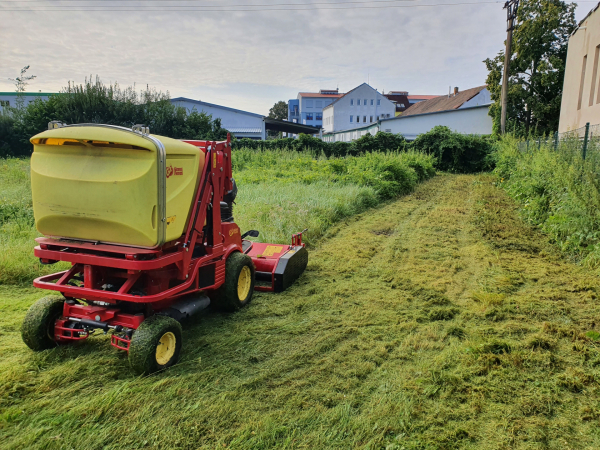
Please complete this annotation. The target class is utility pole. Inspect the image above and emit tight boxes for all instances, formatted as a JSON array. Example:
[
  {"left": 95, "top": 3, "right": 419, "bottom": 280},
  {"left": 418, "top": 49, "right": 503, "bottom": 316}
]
[{"left": 501, "top": 0, "right": 519, "bottom": 134}]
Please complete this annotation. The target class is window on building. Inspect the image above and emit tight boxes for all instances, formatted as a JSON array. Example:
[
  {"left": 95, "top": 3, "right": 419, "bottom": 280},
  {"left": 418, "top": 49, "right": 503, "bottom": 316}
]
[
  {"left": 351, "top": 99, "right": 354, "bottom": 105},
  {"left": 370, "top": 99, "right": 374, "bottom": 106},
  {"left": 350, "top": 115, "right": 353, "bottom": 123},
  {"left": 377, "top": 99, "right": 381, "bottom": 106},
  {"left": 316, "top": 113, "right": 322, "bottom": 121},
  {"left": 363, "top": 116, "right": 367, "bottom": 123},
  {"left": 316, "top": 100, "right": 323, "bottom": 108},
  {"left": 306, "top": 100, "right": 314, "bottom": 108},
  {"left": 357, "top": 99, "right": 360, "bottom": 105},
  {"left": 578, "top": 54, "right": 588, "bottom": 110},
  {"left": 364, "top": 99, "right": 367, "bottom": 105},
  {"left": 370, "top": 116, "right": 373, "bottom": 123},
  {"left": 306, "top": 113, "right": 313, "bottom": 120},
  {"left": 0, "top": 100, "right": 9, "bottom": 107},
  {"left": 386, "top": 114, "right": 391, "bottom": 118},
  {"left": 592, "top": 46, "right": 600, "bottom": 107}
]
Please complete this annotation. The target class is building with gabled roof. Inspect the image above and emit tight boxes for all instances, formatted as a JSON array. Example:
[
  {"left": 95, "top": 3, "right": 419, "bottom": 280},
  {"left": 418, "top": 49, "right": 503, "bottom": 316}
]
[
  {"left": 322, "top": 83, "right": 395, "bottom": 136},
  {"left": 401, "top": 86, "right": 490, "bottom": 117}
]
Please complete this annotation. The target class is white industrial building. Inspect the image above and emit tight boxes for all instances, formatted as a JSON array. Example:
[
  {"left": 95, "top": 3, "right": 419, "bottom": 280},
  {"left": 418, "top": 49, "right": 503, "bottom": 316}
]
[
  {"left": 171, "top": 97, "right": 267, "bottom": 140},
  {"left": 0, "top": 92, "right": 57, "bottom": 111},
  {"left": 322, "top": 85, "right": 492, "bottom": 142},
  {"left": 322, "top": 83, "right": 396, "bottom": 134}
]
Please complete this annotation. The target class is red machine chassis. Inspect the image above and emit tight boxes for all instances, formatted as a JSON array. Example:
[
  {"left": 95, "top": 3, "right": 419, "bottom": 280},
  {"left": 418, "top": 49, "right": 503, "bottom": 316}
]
[{"left": 32, "top": 135, "right": 306, "bottom": 351}]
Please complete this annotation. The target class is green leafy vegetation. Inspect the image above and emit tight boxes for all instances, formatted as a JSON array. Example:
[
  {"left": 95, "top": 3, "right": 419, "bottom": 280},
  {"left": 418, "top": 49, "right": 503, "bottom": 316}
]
[
  {"left": 235, "top": 127, "right": 493, "bottom": 173},
  {"left": 484, "top": 0, "right": 576, "bottom": 136},
  {"left": 0, "top": 76, "right": 229, "bottom": 157},
  {"left": 494, "top": 134, "right": 600, "bottom": 267}
]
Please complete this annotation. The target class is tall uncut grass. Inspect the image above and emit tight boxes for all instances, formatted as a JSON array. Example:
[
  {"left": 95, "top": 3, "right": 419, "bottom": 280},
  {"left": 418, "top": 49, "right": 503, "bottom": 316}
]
[
  {"left": 494, "top": 134, "right": 600, "bottom": 266},
  {"left": 0, "top": 149, "right": 435, "bottom": 285}
]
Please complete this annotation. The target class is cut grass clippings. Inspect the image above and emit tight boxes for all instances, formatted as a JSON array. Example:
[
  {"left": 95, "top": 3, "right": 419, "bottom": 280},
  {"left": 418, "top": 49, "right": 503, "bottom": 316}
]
[{"left": 2, "top": 174, "right": 600, "bottom": 448}]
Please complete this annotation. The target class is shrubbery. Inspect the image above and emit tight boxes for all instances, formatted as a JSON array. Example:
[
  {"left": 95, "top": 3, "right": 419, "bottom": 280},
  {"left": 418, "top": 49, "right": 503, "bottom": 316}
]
[
  {"left": 234, "top": 126, "right": 491, "bottom": 173},
  {"left": 494, "top": 135, "right": 600, "bottom": 266},
  {"left": 0, "top": 77, "right": 228, "bottom": 157}
]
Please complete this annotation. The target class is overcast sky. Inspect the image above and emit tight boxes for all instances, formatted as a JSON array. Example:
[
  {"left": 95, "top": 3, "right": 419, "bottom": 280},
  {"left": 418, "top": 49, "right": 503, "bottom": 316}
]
[{"left": 0, "top": 1, "right": 594, "bottom": 115}]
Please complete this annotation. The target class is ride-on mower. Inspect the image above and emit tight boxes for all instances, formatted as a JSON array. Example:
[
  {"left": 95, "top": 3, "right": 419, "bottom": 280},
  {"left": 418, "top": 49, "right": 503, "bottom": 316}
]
[{"left": 21, "top": 123, "right": 308, "bottom": 374}]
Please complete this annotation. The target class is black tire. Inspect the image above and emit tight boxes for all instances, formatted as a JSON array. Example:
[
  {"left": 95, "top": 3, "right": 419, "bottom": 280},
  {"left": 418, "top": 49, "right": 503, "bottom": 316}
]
[
  {"left": 128, "top": 315, "right": 183, "bottom": 375},
  {"left": 21, "top": 295, "right": 65, "bottom": 351},
  {"left": 215, "top": 251, "right": 255, "bottom": 312}
]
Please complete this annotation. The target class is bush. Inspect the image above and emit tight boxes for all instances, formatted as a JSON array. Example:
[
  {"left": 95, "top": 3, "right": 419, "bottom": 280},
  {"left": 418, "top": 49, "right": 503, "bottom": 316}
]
[
  {"left": 233, "top": 128, "right": 490, "bottom": 173},
  {"left": 0, "top": 77, "right": 229, "bottom": 157},
  {"left": 493, "top": 134, "right": 600, "bottom": 266},
  {"left": 411, "top": 126, "right": 493, "bottom": 173}
]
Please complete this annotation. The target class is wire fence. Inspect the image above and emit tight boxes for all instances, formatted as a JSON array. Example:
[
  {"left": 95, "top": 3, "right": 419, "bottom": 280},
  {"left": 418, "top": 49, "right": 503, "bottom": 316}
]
[{"left": 517, "top": 123, "right": 600, "bottom": 167}]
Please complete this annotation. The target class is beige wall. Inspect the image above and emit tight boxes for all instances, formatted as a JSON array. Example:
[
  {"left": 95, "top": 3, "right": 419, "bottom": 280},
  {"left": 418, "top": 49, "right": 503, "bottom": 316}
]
[{"left": 559, "top": 6, "right": 600, "bottom": 132}]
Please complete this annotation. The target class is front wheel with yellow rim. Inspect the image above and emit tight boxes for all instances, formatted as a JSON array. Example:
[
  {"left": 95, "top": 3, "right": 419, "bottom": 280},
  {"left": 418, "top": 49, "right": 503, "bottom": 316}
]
[
  {"left": 215, "top": 252, "right": 255, "bottom": 312},
  {"left": 128, "top": 315, "right": 182, "bottom": 375}
]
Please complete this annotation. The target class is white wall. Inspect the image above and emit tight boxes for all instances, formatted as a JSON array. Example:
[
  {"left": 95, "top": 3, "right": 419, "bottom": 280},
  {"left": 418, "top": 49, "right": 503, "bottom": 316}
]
[
  {"left": 323, "top": 84, "right": 395, "bottom": 133},
  {"left": 171, "top": 98, "right": 266, "bottom": 139},
  {"left": 559, "top": 6, "right": 600, "bottom": 132},
  {"left": 380, "top": 106, "right": 492, "bottom": 140},
  {"left": 0, "top": 93, "right": 53, "bottom": 112}
]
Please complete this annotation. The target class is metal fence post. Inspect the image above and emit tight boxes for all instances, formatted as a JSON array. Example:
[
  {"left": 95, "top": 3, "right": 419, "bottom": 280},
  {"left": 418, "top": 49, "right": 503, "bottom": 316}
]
[
  {"left": 527, "top": 140, "right": 529, "bottom": 152},
  {"left": 583, "top": 122, "right": 590, "bottom": 160},
  {"left": 554, "top": 131, "right": 558, "bottom": 151}
]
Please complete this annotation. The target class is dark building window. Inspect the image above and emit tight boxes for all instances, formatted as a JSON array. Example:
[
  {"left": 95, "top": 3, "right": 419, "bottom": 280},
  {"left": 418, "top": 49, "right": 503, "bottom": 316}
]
[
  {"left": 306, "top": 113, "right": 313, "bottom": 120},
  {"left": 316, "top": 113, "right": 322, "bottom": 121}
]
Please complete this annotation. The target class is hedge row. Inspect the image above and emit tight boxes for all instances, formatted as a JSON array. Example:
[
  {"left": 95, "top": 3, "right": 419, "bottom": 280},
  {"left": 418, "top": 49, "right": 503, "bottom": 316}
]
[{"left": 234, "top": 126, "right": 494, "bottom": 173}]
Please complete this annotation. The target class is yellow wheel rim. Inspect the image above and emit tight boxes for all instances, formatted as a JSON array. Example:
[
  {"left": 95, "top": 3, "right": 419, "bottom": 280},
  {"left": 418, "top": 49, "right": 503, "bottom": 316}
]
[
  {"left": 237, "top": 265, "right": 252, "bottom": 301},
  {"left": 155, "top": 331, "right": 176, "bottom": 366}
]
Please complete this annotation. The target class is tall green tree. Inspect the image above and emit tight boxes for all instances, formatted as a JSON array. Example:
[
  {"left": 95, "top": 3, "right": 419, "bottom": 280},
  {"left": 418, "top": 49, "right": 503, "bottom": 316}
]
[
  {"left": 268, "top": 100, "right": 288, "bottom": 120},
  {"left": 267, "top": 100, "right": 289, "bottom": 138},
  {"left": 484, "top": 0, "right": 576, "bottom": 136}
]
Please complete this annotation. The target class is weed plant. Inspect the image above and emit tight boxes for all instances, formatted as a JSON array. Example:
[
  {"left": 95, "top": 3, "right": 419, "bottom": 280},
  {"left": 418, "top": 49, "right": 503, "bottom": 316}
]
[{"left": 494, "top": 134, "right": 600, "bottom": 267}]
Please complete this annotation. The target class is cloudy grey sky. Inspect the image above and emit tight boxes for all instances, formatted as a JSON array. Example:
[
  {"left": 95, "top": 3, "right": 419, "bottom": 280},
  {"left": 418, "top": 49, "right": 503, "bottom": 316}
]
[{"left": 0, "top": 0, "right": 594, "bottom": 115}]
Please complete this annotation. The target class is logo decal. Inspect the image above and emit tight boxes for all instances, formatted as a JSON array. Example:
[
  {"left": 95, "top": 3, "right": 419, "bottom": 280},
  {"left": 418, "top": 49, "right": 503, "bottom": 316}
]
[
  {"left": 166, "top": 165, "right": 183, "bottom": 178},
  {"left": 263, "top": 245, "right": 284, "bottom": 257},
  {"left": 229, "top": 228, "right": 239, "bottom": 237},
  {"left": 166, "top": 215, "right": 176, "bottom": 225}
]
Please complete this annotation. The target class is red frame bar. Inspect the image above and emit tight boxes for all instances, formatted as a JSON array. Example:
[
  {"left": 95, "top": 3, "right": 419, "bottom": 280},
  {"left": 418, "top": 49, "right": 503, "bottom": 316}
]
[{"left": 32, "top": 136, "right": 243, "bottom": 305}]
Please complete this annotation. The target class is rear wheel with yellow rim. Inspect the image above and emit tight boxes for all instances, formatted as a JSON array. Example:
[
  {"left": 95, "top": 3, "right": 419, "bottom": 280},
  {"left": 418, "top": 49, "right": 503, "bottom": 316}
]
[
  {"left": 128, "top": 315, "right": 182, "bottom": 375},
  {"left": 215, "top": 251, "right": 255, "bottom": 312}
]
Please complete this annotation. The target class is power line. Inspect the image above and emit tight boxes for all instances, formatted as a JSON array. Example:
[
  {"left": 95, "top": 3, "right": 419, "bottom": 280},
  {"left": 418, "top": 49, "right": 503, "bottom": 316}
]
[{"left": 0, "top": 0, "right": 503, "bottom": 11}]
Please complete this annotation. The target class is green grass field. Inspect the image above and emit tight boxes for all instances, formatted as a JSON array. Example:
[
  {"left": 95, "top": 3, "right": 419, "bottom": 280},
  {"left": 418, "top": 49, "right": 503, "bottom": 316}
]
[{"left": 2, "top": 152, "right": 600, "bottom": 449}]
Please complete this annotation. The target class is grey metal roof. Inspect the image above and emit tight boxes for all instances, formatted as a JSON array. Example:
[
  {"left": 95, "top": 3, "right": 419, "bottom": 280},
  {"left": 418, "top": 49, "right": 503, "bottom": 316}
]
[
  {"left": 170, "top": 97, "right": 264, "bottom": 118},
  {"left": 379, "top": 104, "right": 490, "bottom": 122},
  {"left": 227, "top": 127, "right": 263, "bottom": 134}
]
